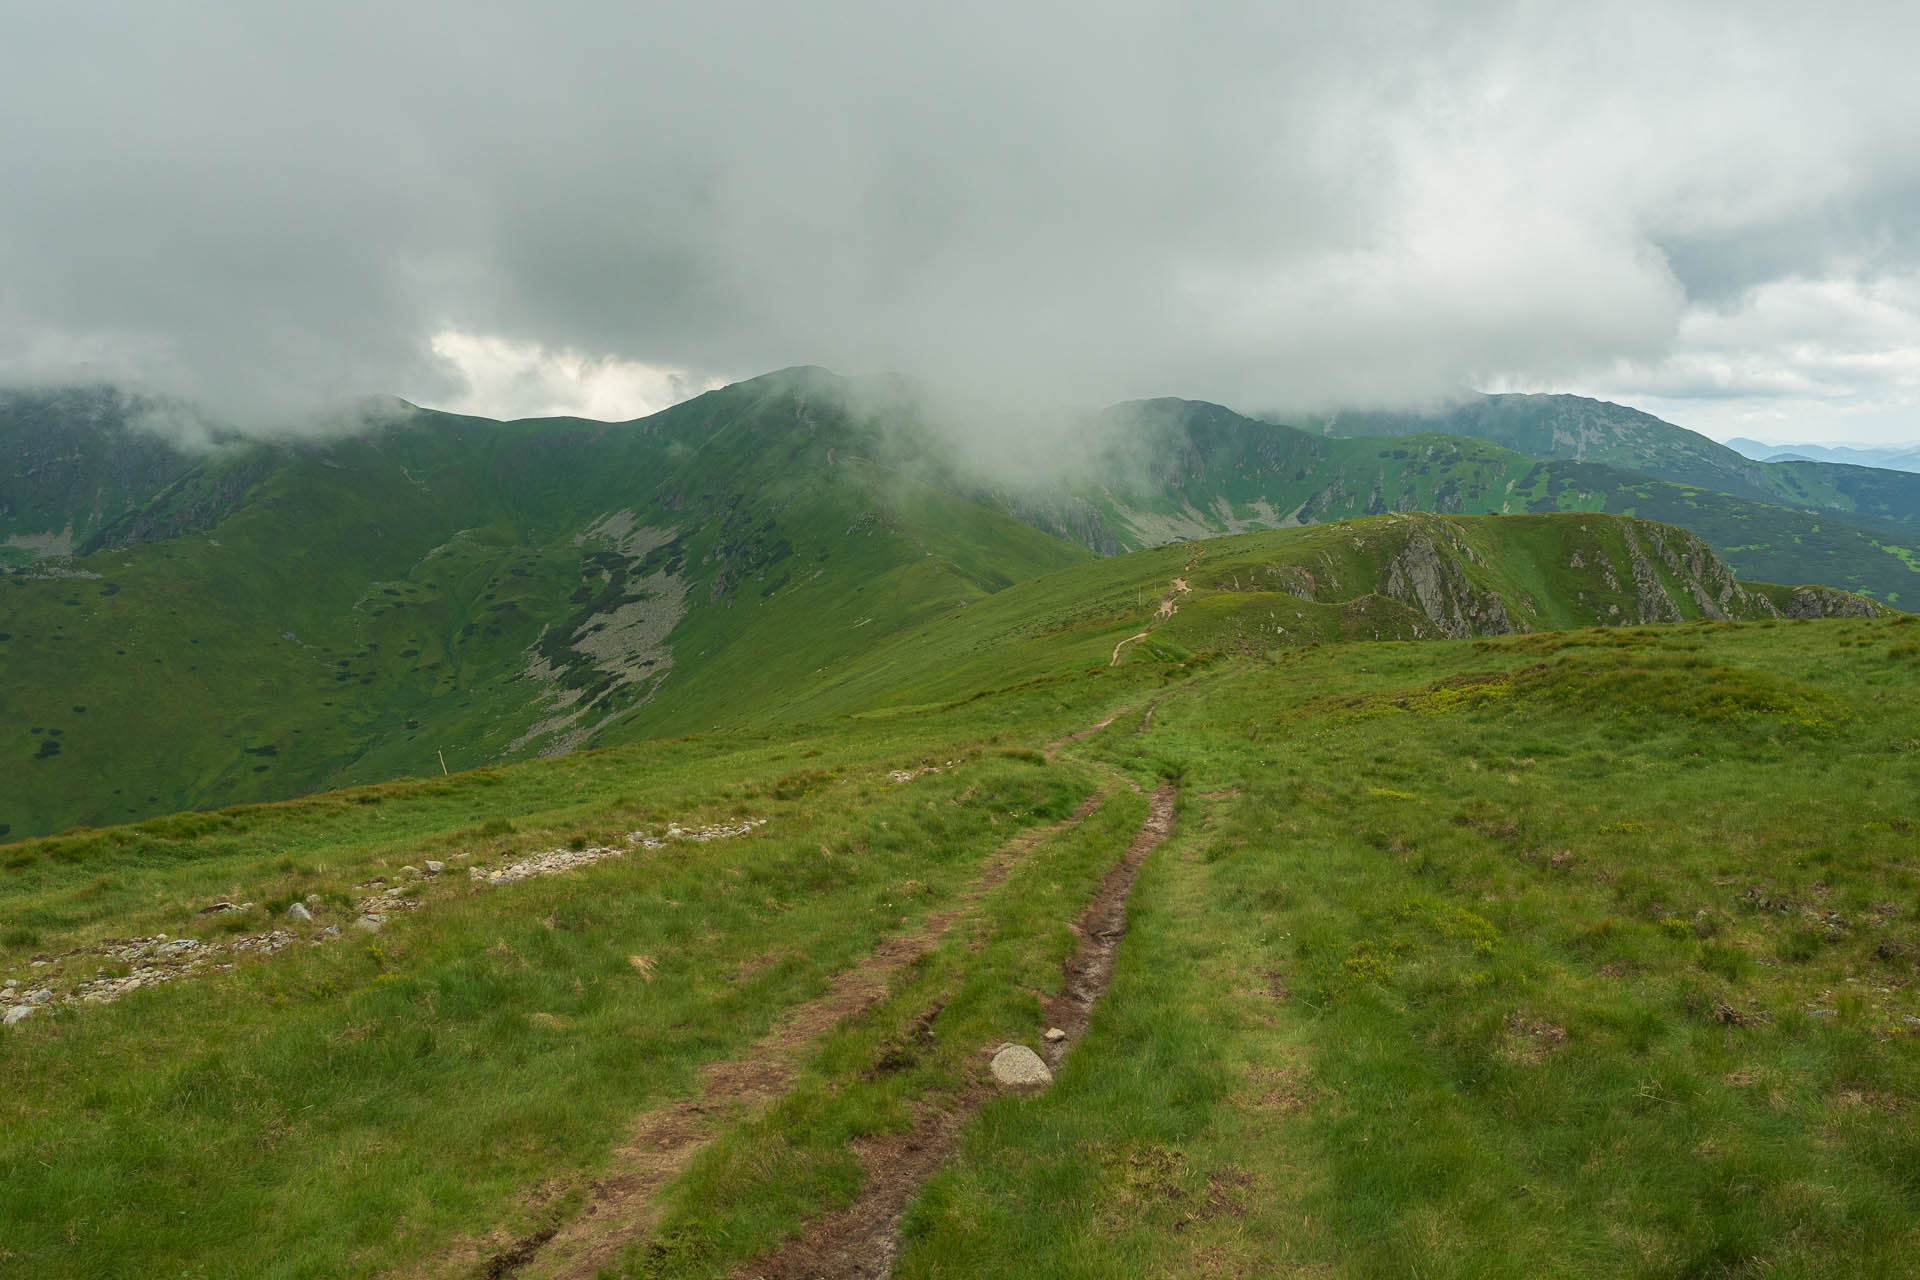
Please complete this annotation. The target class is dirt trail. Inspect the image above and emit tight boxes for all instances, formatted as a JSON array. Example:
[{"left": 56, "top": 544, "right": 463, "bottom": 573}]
[
  {"left": 1110, "top": 574, "right": 1196, "bottom": 665},
  {"left": 478, "top": 789, "right": 1113, "bottom": 1280},
  {"left": 729, "top": 781, "right": 1178, "bottom": 1280},
  {"left": 1042, "top": 780, "right": 1175, "bottom": 1062}
]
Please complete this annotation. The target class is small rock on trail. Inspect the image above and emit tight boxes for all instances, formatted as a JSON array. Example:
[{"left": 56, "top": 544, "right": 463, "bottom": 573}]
[{"left": 990, "top": 1043, "right": 1053, "bottom": 1088}]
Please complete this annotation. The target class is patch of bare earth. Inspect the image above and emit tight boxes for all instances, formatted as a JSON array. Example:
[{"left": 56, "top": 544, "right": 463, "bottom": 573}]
[
  {"left": 729, "top": 781, "right": 1178, "bottom": 1280},
  {"left": 457, "top": 789, "right": 1113, "bottom": 1280},
  {"left": 1040, "top": 781, "right": 1176, "bottom": 1064},
  {"left": 1044, "top": 696, "right": 1161, "bottom": 757}
]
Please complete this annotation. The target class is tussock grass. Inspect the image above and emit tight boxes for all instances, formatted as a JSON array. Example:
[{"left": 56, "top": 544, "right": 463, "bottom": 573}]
[
  {"left": 895, "top": 617, "right": 1920, "bottom": 1277},
  {"left": 4, "top": 583, "right": 1916, "bottom": 1276},
  {"left": 0, "top": 729, "right": 1101, "bottom": 1277}
]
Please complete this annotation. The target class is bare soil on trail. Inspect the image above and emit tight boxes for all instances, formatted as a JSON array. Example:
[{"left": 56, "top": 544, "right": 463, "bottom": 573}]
[
  {"left": 472, "top": 789, "right": 1113, "bottom": 1280},
  {"left": 729, "top": 781, "right": 1179, "bottom": 1280},
  {"left": 1110, "top": 576, "right": 1196, "bottom": 665},
  {"left": 1042, "top": 780, "right": 1176, "bottom": 1064}
]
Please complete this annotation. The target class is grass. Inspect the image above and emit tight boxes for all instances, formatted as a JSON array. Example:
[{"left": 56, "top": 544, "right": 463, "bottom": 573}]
[
  {"left": 622, "top": 785, "right": 1150, "bottom": 1278},
  {"left": 0, "top": 739, "right": 1103, "bottom": 1277},
  {"left": 892, "top": 616, "right": 1920, "bottom": 1277},
  {"left": 8, "top": 366, "right": 1919, "bottom": 845},
  {"left": 3, "top": 516, "right": 1918, "bottom": 1277}
]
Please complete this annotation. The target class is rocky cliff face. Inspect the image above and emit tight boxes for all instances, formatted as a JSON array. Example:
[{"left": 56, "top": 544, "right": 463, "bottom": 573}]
[
  {"left": 1297, "top": 513, "right": 1889, "bottom": 643},
  {"left": 1383, "top": 533, "right": 1515, "bottom": 638}
]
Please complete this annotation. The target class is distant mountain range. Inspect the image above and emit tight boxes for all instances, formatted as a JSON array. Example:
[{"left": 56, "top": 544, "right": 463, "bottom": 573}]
[
  {"left": 1726, "top": 436, "right": 1920, "bottom": 473},
  {"left": 0, "top": 369, "right": 1909, "bottom": 837}
]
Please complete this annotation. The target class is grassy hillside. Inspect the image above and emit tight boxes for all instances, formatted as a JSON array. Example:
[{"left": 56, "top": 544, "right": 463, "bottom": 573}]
[
  {"left": 3, "top": 369, "right": 1913, "bottom": 844},
  {"left": 0, "top": 387, "right": 197, "bottom": 568},
  {"left": 1000, "top": 397, "right": 1920, "bottom": 603},
  {"left": 1326, "top": 391, "right": 1920, "bottom": 540},
  {"left": 0, "top": 371, "right": 1087, "bottom": 838},
  {"left": 748, "top": 512, "right": 1887, "bottom": 732},
  {"left": 1, "top": 519, "right": 1915, "bottom": 1278}
]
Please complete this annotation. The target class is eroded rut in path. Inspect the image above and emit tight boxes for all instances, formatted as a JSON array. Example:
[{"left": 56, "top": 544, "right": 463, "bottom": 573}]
[
  {"left": 731, "top": 780, "right": 1178, "bottom": 1280},
  {"left": 475, "top": 789, "right": 1113, "bottom": 1280}
]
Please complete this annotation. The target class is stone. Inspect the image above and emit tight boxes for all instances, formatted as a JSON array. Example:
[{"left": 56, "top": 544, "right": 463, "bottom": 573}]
[
  {"left": 352, "top": 916, "right": 384, "bottom": 934},
  {"left": 400, "top": 865, "right": 421, "bottom": 877},
  {"left": 1044, "top": 1027, "right": 1067, "bottom": 1042},
  {"left": 27, "top": 989, "right": 51, "bottom": 1004},
  {"left": 424, "top": 860, "right": 445, "bottom": 874},
  {"left": 3, "top": 1005, "right": 32, "bottom": 1025},
  {"left": 3, "top": 978, "right": 16, "bottom": 988},
  {"left": 990, "top": 1043, "right": 1053, "bottom": 1088},
  {"left": 323, "top": 925, "right": 341, "bottom": 937},
  {"left": 285, "top": 902, "right": 314, "bottom": 923},
  {"left": 1808, "top": 1008, "right": 1839, "bottom": 1019}
]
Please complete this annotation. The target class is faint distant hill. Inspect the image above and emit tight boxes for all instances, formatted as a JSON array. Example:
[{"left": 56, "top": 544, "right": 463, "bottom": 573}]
[{"left": 1726, "top": 436, "right": 1920, "bottom": 473}]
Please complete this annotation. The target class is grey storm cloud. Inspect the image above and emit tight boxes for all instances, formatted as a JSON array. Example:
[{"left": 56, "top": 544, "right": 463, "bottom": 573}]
[{"left": 3, "top": 1, "right": 1920, "bottom": 431}]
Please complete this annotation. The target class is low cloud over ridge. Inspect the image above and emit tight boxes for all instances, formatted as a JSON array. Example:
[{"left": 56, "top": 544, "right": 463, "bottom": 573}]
[{"left": 3, "top": 2, "right": 1919, "bottom": 439}]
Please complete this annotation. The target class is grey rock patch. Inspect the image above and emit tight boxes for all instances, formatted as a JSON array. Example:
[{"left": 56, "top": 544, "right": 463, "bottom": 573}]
[
  {"left": 28, "top": 988, "right": 52, "bottom": 1004},
  {"left": 284, "top": 902, "right": 314, "bottom": 923},
  {"left": 990, "top": 1044, "right": 1053, "bottom": 1088},
  {"left": 352, "top": 916, "right": 384, "bottom": 934},
  {"left": 1044, "top": 1027, "right": 1067, "bottom": 1042},
  {"left": 424, "top": 860, "right": 445, "bottom": 874},
  {"left": 3, "top": 1005, "right": 32, "bottom": 1025}
]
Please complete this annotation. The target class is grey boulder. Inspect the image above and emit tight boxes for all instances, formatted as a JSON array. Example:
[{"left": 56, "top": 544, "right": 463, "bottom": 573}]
[{"left": 990, "top": 1043, "right": 1053, "bottom": 1088}]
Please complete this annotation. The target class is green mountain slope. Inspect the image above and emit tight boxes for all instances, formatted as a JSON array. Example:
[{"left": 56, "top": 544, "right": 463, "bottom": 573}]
[
  {"left": 766, "top": 510, "right": 1884, "bottom": 724},
  {"left": 993, "top": 398, "right": 1920, "bottom": 602},
  {"left": 0, "top": 369, "right": 1909, "bottom": 840},
  {"left": 0, "top": 370, "right": 1087, "bottom": 837},
  {"left": 1325, "top": 391, "right": 1920, "bottom": 538},
  {"left": 0, "top": 388, "right": 197, "bottom": 568},
  {"left": 2, "top": 519, "right": 1916, "bottom": 1277}
]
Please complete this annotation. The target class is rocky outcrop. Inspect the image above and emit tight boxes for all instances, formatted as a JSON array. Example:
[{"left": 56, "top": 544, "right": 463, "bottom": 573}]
[
  {"left": 1383, "top": 533, "right": 1516, "bottom": 638},
  {"left": 1639, "top": 523, "right": 1766, "bottom": 619},
  {"left": 1620, "top": 525, "right": 1684, "bottom": 623},
  {"left": 1781, "top": 586, "right": 1883, "bottom": 619}
]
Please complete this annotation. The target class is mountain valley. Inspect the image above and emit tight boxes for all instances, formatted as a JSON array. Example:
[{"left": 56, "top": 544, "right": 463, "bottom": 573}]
[{"left": 2, "top": 370, "right": 1918, "bottom": 1278}]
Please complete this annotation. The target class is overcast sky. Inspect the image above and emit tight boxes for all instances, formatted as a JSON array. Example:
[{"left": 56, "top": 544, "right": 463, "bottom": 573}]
[{"left": 4, "top": 1, "right": 1919, "bottom": 443}]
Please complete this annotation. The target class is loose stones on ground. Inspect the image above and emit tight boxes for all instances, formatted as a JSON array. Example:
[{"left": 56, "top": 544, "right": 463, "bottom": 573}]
[{"left": 5, "top": 814, "right": 771, "bottom": 1023}]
